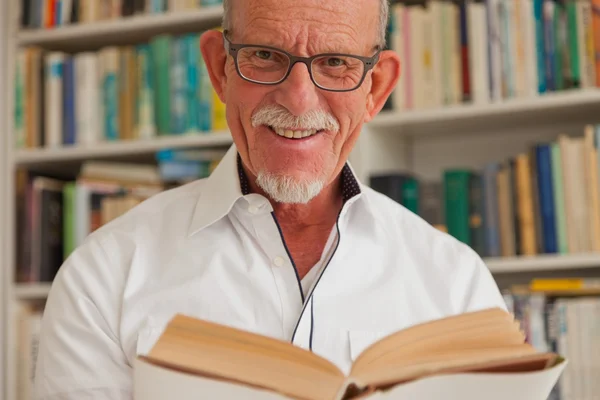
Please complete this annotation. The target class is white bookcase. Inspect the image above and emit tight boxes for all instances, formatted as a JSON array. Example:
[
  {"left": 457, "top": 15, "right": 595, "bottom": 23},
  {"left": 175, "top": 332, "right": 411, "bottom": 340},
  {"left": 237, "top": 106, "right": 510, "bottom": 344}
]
[{"left": 3, "top": 1, "right": 600, "bottom": 399}]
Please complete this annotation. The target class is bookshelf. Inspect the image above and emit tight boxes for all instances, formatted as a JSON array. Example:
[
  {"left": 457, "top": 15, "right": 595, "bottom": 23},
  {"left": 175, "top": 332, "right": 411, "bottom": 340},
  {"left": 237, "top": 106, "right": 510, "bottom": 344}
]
[
  {"left": 15, "top": 130, "right": 232, "bottom": 164},
  {"left": 3, "top": 0, "right": 600, "bottom": 399},
  {"left": 14, "top": 284, "right": 53, "bottom": 301}
]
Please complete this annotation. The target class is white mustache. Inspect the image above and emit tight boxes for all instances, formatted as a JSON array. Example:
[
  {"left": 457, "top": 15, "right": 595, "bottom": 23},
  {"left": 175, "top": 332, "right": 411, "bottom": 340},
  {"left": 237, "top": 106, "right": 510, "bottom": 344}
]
[{"left": 251, "top": 105, "right": 340, "bottom": 132}]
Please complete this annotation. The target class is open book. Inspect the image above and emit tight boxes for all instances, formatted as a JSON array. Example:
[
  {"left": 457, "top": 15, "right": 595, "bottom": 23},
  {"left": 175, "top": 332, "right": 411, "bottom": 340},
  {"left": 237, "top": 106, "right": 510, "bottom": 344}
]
[{"left": 134, "top": 308, "right": 565, "bottom": 400}]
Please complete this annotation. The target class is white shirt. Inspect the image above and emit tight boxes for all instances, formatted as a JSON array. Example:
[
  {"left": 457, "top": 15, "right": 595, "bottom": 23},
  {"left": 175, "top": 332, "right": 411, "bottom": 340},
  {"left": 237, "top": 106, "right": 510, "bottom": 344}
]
[{"left": 34, "top": 144, "right": 507, "bottom": 400}]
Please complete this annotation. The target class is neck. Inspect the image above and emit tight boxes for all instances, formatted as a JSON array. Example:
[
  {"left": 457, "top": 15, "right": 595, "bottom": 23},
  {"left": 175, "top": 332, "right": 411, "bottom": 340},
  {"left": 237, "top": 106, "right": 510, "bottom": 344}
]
[{"left": 244, "top": 169, "right": 344, "bottom": 227}]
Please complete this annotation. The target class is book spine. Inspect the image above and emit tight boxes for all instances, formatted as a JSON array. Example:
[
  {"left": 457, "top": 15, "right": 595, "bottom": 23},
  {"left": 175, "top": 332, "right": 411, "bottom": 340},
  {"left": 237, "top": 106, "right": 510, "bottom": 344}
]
[
  {"left": 197, "top": 45, "right": 212, "bottom": 132},
  {"left": 170, "top": 36, "right": 187, "bottom": 134},
  {"left": 136, "top": 44, "right": 156, "bottom": 139},
  {"left": 469, "top": 173, "right": 486, "bottom": 256},
  {"left": 15, "top": 50, "right": 26, "bottom": 149},
  {"left": 535, "top": 144, "right": 558, "bottom": 253},
  {"left": 62, "top": 57, "right": 76, "bottom": 145},
  {"left": 593, "top": 0, "right": 600, "bottom": 86},
  {"left": 550, "top": 142, "right": 568, "bottom": 254},
  {"left": 151, "top": 35, "right": 172, "bottom": 134},
  {"left": 483, "top": 163, "right": 501, "bottom": 257},
  {"left": 459, "top": 0, "right": 471, "bottom": 102},
  {"left": 44, "top": 52, "right": 64, "bottom": 148},
  {"left": 534, "top": 0, "right": 547, "bottom": 93},
  {"left": 101, "top": 48, "right": 120, "bottom": 141},
  {"left": 516, "top": 153, "right": 537, "bottom": 255},
  {"left": 185, "top": 34, "right": 200, "bottom": 133},
  {"left": 444, "top": 170, "right": 472, "bottom": 246},
  {"left": 401, "top": 178, "right": 419, "bottom": 215}
]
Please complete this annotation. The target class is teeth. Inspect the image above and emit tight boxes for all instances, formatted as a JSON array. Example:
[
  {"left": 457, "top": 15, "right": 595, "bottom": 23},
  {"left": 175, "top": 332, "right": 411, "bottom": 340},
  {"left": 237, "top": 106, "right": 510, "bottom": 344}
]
[{"left": 273, "top": 127, "right": 319, "bottom": 139}]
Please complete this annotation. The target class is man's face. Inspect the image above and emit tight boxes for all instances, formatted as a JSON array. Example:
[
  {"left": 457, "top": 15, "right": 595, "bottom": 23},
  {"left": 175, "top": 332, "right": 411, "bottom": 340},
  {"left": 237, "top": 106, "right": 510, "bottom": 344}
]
[{"left": 201, "top": 0, "right": 399, "bottom": 202}]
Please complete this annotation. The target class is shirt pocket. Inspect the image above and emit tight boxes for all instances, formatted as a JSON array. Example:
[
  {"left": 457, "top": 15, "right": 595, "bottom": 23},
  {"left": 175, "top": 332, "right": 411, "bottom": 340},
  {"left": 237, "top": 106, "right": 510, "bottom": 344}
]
[{"left": 347, "top": 330, "right": 387, "bottom": 362}]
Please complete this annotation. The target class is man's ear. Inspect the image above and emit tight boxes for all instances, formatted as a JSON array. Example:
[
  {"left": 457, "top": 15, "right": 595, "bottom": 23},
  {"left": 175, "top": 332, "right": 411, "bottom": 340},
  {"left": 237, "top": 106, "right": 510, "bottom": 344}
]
[
  {"left": 364, "top": 50, "right": 401, "bottom": 123},
  {"left": 200, "top": 30, "right": 229, "bottom": 104}
]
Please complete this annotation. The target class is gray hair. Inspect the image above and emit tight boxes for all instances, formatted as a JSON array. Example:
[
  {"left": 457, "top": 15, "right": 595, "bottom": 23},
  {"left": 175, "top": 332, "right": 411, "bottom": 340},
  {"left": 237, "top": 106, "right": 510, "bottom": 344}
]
[{"left": 222, "top": 0, "right": 390, "bottom": 48}]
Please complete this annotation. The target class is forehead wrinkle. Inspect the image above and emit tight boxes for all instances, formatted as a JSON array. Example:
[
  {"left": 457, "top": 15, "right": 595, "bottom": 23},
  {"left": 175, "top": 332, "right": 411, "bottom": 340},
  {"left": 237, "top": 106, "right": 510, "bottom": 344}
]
[{"left": 240, "top": 17, "right": 363, "bottom": 55}]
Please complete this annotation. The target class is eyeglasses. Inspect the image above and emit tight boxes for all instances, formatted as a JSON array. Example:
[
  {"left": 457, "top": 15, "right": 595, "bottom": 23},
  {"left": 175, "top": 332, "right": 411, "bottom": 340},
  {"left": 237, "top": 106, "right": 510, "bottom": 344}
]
[{"left": 223, "top": 30, "right": 381, "bottom": 92}]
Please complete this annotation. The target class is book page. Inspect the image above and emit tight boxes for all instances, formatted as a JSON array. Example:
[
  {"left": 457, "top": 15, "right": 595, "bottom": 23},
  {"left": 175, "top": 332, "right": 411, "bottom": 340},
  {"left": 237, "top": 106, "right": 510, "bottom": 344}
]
[{"left": 367, "top": 359, "right": 565, "bottom": 400}]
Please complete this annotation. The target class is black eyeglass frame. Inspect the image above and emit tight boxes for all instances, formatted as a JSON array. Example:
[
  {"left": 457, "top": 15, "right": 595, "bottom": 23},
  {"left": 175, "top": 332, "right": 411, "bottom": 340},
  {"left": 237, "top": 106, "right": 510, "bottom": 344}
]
[{"left": 222, "top": 30, "right": 382, "bottom": 93}]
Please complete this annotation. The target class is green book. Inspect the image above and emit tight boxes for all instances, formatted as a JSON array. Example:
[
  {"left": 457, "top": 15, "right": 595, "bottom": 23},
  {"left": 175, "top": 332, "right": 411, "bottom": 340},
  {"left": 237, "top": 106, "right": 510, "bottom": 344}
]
[
  {"left": 63, "top": 182, "right": 76, "bottom": 260},
  {"left": 151, "top": 35, "right": 172, "bottom": 135},
  {"left": 444, "top": 170, "right": 472, "bottom": 246},
  {"left": 550, "top": 143, "right": 568, "bottom": 254},
  {"left": 402, "top": 178, "right": 419, "bottom": 215},
  {"left": 553, "top": 2, "right": 566, "bottom": 90},
  {"left": 566, "top": 0, "right": 580, "bottom": 88}
]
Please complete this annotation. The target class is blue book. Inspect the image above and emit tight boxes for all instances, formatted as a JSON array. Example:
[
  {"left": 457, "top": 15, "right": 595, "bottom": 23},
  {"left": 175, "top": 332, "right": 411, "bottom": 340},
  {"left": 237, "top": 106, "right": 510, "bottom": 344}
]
[
  {"left": 482, "top": 163, "right": 501, "bottom": 257},
  {"left": 534, "top": 0, "right": 547, "bottom": 93},
  {"left": 535, "top": 144, "right": 558, "bottom": 253},
  {"left": 170, "top": 36, "right": 188, "bottom": 134},
  {"left": 185, "top": 34, "right": 201, "bottom": 132},
  {"left": 55, "top": 0, "right": 62, "bottom": 26},
  {"left": 62, "top": 57, "right": 76, "bottom": 145}
]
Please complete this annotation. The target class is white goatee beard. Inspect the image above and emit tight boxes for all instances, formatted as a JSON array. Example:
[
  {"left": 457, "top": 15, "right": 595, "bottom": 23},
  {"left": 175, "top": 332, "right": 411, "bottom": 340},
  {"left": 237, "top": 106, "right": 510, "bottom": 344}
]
[
  {"left": 250, "top": 104, "right": 339, "bottom": 204},
  {"left": 256, "top": 172, "right": 325, "bottom": 204}
]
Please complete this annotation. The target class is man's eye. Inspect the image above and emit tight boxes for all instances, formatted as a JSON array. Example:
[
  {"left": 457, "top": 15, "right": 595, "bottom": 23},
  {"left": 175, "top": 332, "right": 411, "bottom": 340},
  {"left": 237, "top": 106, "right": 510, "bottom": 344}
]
[
  {"left": 326, "top": 58, "right": 345, "bottom": 67},
  {"left": 255, "top": 50, "right": 272, "bottom": 60}
]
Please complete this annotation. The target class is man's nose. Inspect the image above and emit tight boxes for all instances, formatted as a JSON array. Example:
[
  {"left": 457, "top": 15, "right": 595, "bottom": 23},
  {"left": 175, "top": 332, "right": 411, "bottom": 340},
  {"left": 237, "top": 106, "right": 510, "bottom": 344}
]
[{"left": 273, "top": 62, "right": 321, "bottom": 117}]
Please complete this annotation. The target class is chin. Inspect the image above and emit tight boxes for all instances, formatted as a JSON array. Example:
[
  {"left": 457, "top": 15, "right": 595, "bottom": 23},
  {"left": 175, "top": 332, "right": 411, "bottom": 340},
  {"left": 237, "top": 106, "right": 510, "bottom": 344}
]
[{"left": 256, "top": 170, "right": 325, "bottom": 204}]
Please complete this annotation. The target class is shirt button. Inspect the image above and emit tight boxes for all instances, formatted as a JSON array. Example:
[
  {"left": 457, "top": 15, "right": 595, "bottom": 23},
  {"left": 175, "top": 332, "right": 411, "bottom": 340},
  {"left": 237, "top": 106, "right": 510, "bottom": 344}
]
[
  {"left": 273, "top": 256, "right": 285, "bottom": 267},
  {"left": 248, "top": 205, "right": 259, "bottom": 214}
]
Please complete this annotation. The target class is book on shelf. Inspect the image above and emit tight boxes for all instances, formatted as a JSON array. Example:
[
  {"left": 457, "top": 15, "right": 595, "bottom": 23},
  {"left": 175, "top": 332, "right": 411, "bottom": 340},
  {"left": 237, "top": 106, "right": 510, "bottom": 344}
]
[
  {"left": 14, "top": 149, "right": 225, "bottom": 284},
  {"left": 502, "top": 281, "right": 600, "bottom": 400},
  {"left": 16, "top": 303, "right": 43, "bottom": 400},
  {"left": 370, "top": 123, "right": 600, "bottom": 260},
  {"left": 384, "top": 0, "right": 600, "bottom": 113},
  {"left": 134, "top": 307, "right": 564, "bottom": 400},
  {"left": 19, "top": 0, "right": 224, "bottom": 29},
  {"left": 14, "top": 30, "right": 227, "bottom": 150}
]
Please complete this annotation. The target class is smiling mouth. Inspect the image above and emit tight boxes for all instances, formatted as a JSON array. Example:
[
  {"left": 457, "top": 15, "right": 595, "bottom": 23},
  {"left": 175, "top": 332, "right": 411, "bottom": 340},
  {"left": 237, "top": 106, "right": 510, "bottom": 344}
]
[{"left": 267, "top": 125, "right": 324, "bottom": 139}]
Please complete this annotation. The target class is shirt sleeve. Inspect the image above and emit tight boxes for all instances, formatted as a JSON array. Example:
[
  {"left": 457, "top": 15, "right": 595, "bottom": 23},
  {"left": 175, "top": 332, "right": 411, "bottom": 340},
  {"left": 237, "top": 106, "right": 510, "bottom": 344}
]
[
  {"left": 451, "top": 243, "right": 509, "bottom": 313},
  {"left": 34, "top": 235, "right": 131, "bottom": 400}
]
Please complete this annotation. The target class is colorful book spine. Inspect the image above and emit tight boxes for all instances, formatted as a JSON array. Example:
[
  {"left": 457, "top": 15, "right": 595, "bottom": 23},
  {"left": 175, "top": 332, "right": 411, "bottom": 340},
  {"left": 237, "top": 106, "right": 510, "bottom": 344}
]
[
  {"left": 550, "top": 142, "right": 568, "bottom": 254},
  {"left": 151, "top": 35, "right": 172, "bottom": 135},
  {"left": 483, "top": 163, "right": 502, "bottom": 257},
  {"left": 185, "top": 34, "right": 200, "bottom": 133},
  {"left": 534, "top": 0, "right": 547, "bottom": 93},
  {"left": 197, "top": 51, "right": 212, "bottom": 132},
  {"left": 170, "top": 36, "right": 187, "bottom": 134},
  {"left": 535, "top": 144, "right": 558, "bottom": 253},
  {"left": 136, "top": 44, "right": 156, "bottom": 139},
  {"left": 101, "top": 48, "right": 120, "bottom": 141},
  {"left": 62, "top": 57, "right": 76, "bottom": 145},
  {"left": 469, "top": 173, "right": 486, "bottom": 256},
  {"left": 444, "top": 170, "right": 472, "bottom": 246},
  {"left": 14, "top": 50, "right": 26, "bottom": 149},
  {"left": 593, "top": 0, "right": 600, "bottom": 86}
]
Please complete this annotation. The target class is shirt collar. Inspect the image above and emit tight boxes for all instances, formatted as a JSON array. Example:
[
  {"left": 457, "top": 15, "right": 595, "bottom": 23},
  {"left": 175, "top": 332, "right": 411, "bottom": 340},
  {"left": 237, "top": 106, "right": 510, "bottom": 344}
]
[{"left": 188, "top": 143, "right": 363, "bottom": 236}]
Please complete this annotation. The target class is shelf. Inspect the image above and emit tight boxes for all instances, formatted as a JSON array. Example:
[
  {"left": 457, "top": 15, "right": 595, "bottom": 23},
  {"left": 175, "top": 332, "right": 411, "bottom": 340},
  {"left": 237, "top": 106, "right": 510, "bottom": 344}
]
[
  {"left": 17, "top": 6, "right": 224, "bottom": 51},
  {"left": 370, "top": 89, "right": 600, "bottom": 135},
  {"left": 486, "top": 253, "right": 600, "bottom": 274},
  {"left": 14, "top": 131, "right": 232, "bottom": 165},
  {"left": 14, "top": 283, "right": 52, "bottom": 300}
]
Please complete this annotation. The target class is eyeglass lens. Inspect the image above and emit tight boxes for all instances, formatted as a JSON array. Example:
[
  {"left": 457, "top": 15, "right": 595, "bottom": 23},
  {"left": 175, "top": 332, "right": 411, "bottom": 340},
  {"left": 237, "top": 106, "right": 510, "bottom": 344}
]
[{"left": 236, "top": 47, "right": 366, "bottom": 91}]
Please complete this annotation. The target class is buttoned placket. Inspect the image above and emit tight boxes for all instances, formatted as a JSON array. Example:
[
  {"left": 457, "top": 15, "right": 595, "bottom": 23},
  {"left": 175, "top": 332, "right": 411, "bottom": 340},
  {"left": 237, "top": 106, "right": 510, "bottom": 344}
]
[{"left": 235, "top": 194, "right": 305, "bottom": 339}]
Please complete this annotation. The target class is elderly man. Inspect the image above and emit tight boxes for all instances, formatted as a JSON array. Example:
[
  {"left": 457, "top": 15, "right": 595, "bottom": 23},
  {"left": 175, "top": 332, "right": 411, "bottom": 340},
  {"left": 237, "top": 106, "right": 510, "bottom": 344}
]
[{"left": 34, "top": 0, "right": 506, "bottom": 398}]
